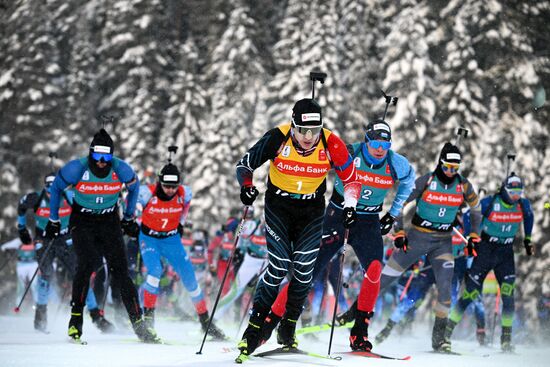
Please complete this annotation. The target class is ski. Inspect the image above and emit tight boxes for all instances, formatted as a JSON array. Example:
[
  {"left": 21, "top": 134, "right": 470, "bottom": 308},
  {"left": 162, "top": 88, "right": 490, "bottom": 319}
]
[
  {"left": 342, "top": 350, "right": 411, "bottom": 360},
  {"left": 296, "top": 321, "right": 353, "bottom": 335},
  {"left": 69, "top": 337, "right": 88, "bottom": 345},
  {"left": 255, "top": 346, "right": 342, "bottom": 361},
  {"left": 429, "top": 350, "right": 489, "bottom": 357}
]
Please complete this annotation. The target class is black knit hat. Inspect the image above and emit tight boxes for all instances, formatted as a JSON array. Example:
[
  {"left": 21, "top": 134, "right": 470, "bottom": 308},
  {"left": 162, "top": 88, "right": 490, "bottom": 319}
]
[
  {"left": 89, "top": 129, "right": 114, "bottom": 155},
  {"left": 292, "top": 98, "right": 322, "bottom": 126},
  {"left": 438, "top": 142, "right": 461, "bottom": 164},
  {"left": 159, "top": 163, "right": 180, "bottom": 186},
  {"left": 365, "top": 119, "right": 392, "bottom": 142}
]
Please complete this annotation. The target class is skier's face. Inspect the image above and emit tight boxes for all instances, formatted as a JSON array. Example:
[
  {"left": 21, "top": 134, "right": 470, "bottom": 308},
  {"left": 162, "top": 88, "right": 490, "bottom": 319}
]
[
  {"left": 161, "top": 184, "right": 178, "bottom": 196},
  {"left": 367, "top": 141, "right": 389, "bottom": 160},
  {"left": 441, "top": 161, "right": 460, "bottom": 178},
  {"left": 293, "top": 126, "right": 320, "bottom": 150}
]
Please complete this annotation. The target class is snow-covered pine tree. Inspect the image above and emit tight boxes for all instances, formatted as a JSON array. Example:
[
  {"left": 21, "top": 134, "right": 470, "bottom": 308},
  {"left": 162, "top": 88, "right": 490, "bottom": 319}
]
[{"left": 191, "top": 2, "right": 267, "bottom": 226}]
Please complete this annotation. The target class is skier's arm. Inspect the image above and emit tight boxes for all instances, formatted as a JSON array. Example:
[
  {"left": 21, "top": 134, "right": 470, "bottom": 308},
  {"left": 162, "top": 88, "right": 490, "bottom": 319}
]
[
  {"left": 236, "top": 128, "right": 287, "bottom": 187},
  {"left": 17, "top": 192, "right": 39, "bottom": 228},
  {"left": 394, "top": 174, "right": 431, "bottom": 231},
  {"left": 520, "top": 198, "right": 534, "bottom": 238},
  {"left": 326, "top": 133, "right": 360, "bottom": 207},
  {"left": 388, "top": 152, "right": 416, "bottom": 218},
  {"left": 115, "top": 159, "right": 140, "bottom": 219},
  {"left": 180, "top": 185, "right": 193, "bottom": 226},
  {"left": 462, "top": 177, "right": 481, "bottom": 235},
  {"left": 50, "top": 160, "right": 84, "bottom": 221}
]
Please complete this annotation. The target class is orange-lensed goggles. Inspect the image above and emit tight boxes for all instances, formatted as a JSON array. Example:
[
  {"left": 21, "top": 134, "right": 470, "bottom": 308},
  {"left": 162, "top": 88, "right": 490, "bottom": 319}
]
[{"left": 441, "top": 160, "right": 460, "bottom": 173}]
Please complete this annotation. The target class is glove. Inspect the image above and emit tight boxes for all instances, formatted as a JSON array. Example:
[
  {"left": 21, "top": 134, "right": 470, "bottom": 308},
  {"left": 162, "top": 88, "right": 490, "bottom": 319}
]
[
  {"left": 466, "top": 233, "right": 480, "bottom": 257},
  {"left": 240, "top": 185, "right": 259, "bottom": 206},
  {"left": 44, "top": 220, "right": 61, "bottom": 239},
  {"left": 524, "top": 237, "right": 534, "bottom": 256},
  {"left": 121, "top": 217, "right": 140, "bottom": 238},
  {"left": 393, "top": 230, "right": 408, "bottom": 253},
  {"left": 233, "top": 248, "right": 245, "bottom": 268},
  {"left": 177, "top": 223, "right": 184, "bottom": 237},
  {"left": 379, "top": 212, "right": 395, "bottom": 236},
  {"left": 342, "top": 207, "right": 356, "bottom": 228},
  {"left": 18, "top": 227, "right": 32, "bottom": 244}
]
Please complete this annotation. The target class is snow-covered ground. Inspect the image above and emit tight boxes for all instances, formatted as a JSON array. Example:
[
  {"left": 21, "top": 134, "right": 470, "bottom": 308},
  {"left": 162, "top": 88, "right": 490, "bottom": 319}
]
[{"left": 0, "top": 312, "right": 548, "bottom": 367}]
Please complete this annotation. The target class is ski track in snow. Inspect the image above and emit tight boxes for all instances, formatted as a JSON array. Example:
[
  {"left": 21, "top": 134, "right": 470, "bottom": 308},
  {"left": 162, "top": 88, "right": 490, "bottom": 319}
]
[{"left": 0, "top": 314, "right": 548, "bottom": 367}]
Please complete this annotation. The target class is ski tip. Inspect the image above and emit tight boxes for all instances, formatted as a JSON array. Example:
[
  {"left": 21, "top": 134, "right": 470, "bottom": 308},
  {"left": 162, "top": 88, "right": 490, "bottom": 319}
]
[
  {"left": 403, "top": 355, "right": 412, "bottom": 360},
  {"left": 13, "top": 307, "right": 20, "bottom": 313}
]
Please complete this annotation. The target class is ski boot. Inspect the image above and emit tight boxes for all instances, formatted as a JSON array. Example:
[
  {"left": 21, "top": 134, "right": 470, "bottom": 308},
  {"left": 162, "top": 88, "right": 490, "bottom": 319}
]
[
  {"left": 277, "top": 318, "right": 298, "bottom": 348},
  {"left": 476, "top": 327, "right": 486, "bottom": 346},
  {"left": 375, "top": 319, "right": 396, "bottom": 344},
  {"left": 336, "top": 302, "right": 356, "bottom": 326},
  {"left": 199, "top": 312, "right": 226, "bottom": 340},
  {"left": 349, "top": 310, "right": 373, "bottom": 351},
  {"left": 259, "top": 311, "right": 282, "bottom": 344},
  {"left": 90, "top": 308, "right": 115, "bottom": 333},
  {"left": 34, "top": 304, "right": 48, "bottom": 333},
  {"left": 501, "top": 326, "right": 514, "bottom": 352},
  {"left": 143, "top": 307, "right": 155, "bottom": 330},
  {"left": 133, "top": 317, "right": 162, "bottom": 344},
  {"left": 237, "top": 307, "right": 268, "bottom": 358},
  {"left": 68, "top": 311, "right": 83, "bottom": 341},
  {"left": 432, "top": 317, "right": 451, "bottom": 353}
]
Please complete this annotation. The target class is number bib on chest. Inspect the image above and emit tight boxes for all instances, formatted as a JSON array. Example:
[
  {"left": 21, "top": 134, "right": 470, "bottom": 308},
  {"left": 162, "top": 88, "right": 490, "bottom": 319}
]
[{"left": 268, "top": 124, "right": 331, "bottom": 195}]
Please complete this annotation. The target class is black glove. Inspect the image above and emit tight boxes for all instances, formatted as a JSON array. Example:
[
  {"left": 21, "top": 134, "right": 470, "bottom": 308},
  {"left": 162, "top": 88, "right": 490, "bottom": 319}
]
[
  {"left": 18, "top": 227, "right": 32, "bottom": 244},
  {"left": 343, "top": 207, "right": 356, "bottom": 228},
  {"left": 44, "top": 220, "right": 61, "bottom": 239},
  {"left": 379, "top": 212, "right": 395, "bottom": 236},
  {"left": 524, "top": 237, "right": 533, "bottom": 256},
  {"left": 393, "top": 230, "right": 408, "bottom": 253},
  {"left": 240, "top": 185, "right": 259, "bottom": 206},
  {"left": 233, "top": 248, "right": 245, "bottom": 269},
  {"left": 466, "top": 233, "right": 480, "bottom": 257},
  {"left": 177, "top": 223, "right": 184, "bottom": 237},
  {"left": 121, "top": 218, "right": 140, "bottom": 238}
]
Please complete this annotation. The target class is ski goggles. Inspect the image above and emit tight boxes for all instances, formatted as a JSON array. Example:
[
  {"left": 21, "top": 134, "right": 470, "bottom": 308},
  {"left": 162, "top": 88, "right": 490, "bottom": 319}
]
[
  {"left": 291, "top": 122, "right": 323, "bottom": 136},
  {"left": 505, "top": 187, "right": 523, "bottom": 197},
  {"left": 441, "top": 160, "right": 460, "bottom": 173},
  {"left": 91, "top": 152, "right": 113, "bottom": 162},
  {"left": 366, "top": 136, "right": 391, "bottom": 150}
]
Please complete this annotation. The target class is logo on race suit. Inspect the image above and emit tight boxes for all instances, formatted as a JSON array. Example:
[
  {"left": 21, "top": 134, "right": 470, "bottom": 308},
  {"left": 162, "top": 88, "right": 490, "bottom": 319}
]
[
  {"left": 112, "top": 171, "right": 119, "bottom": 180},
  {"left": 319, "top": 149, "right": 327, "bottom": 161},
  {"left": 386, "top": 164, "right": 391, "bottom": 174},
  {"left": 430, "top": 181, "right": 437, "bottom": 190},
  {"left": 151, "top": 197, "right": 158, "bottom": 205},
  {"left": 82, "top": 171, "right": 90, "bottom": 181},
  {"left": 282, "top": 146, "right": 291, "bottom": 157},
  {"left": 354, "top": 157, "right": 361, "bottom": 167},
  {"left": 456, "top": 184, "right": 462, "bottom": 193},
  {"left": 494, "top": 203, "right": 500, "bottom": 211}
]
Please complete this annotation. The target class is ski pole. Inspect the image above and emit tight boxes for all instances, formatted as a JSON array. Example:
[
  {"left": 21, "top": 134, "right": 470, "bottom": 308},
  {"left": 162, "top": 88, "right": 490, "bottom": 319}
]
[
  {"left": 490, "top": 286, "right": 501, "bottom": 345},
  {"left": 452, "top": 227, "right": 477, "bottom": 257},
  {"left": 13, "top": 239, "right": 54, "bottom": 313},
  {"left": 399, "top": 271, "right": 415, "bottom": 301},
  {"left": 197, "top": 205, "right": 250, "bottom": 354},
  {"left": 328, "top": 228, "right": 349, "bottom": 357}
]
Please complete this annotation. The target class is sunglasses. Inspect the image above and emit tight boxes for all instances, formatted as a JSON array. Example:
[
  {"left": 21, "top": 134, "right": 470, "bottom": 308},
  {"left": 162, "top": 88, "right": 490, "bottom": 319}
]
[
  {"left": 91, "top": 152, "right": 113, "bottom": 162},
  {"left": 441, "top": 161, "right": 460, "bottom": 173},
  {"left": 292, "top": 122, "right": 322, "bottom": 136},
  {"left": 366, "top": 137, "right": 391, "bottom": 150}
]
